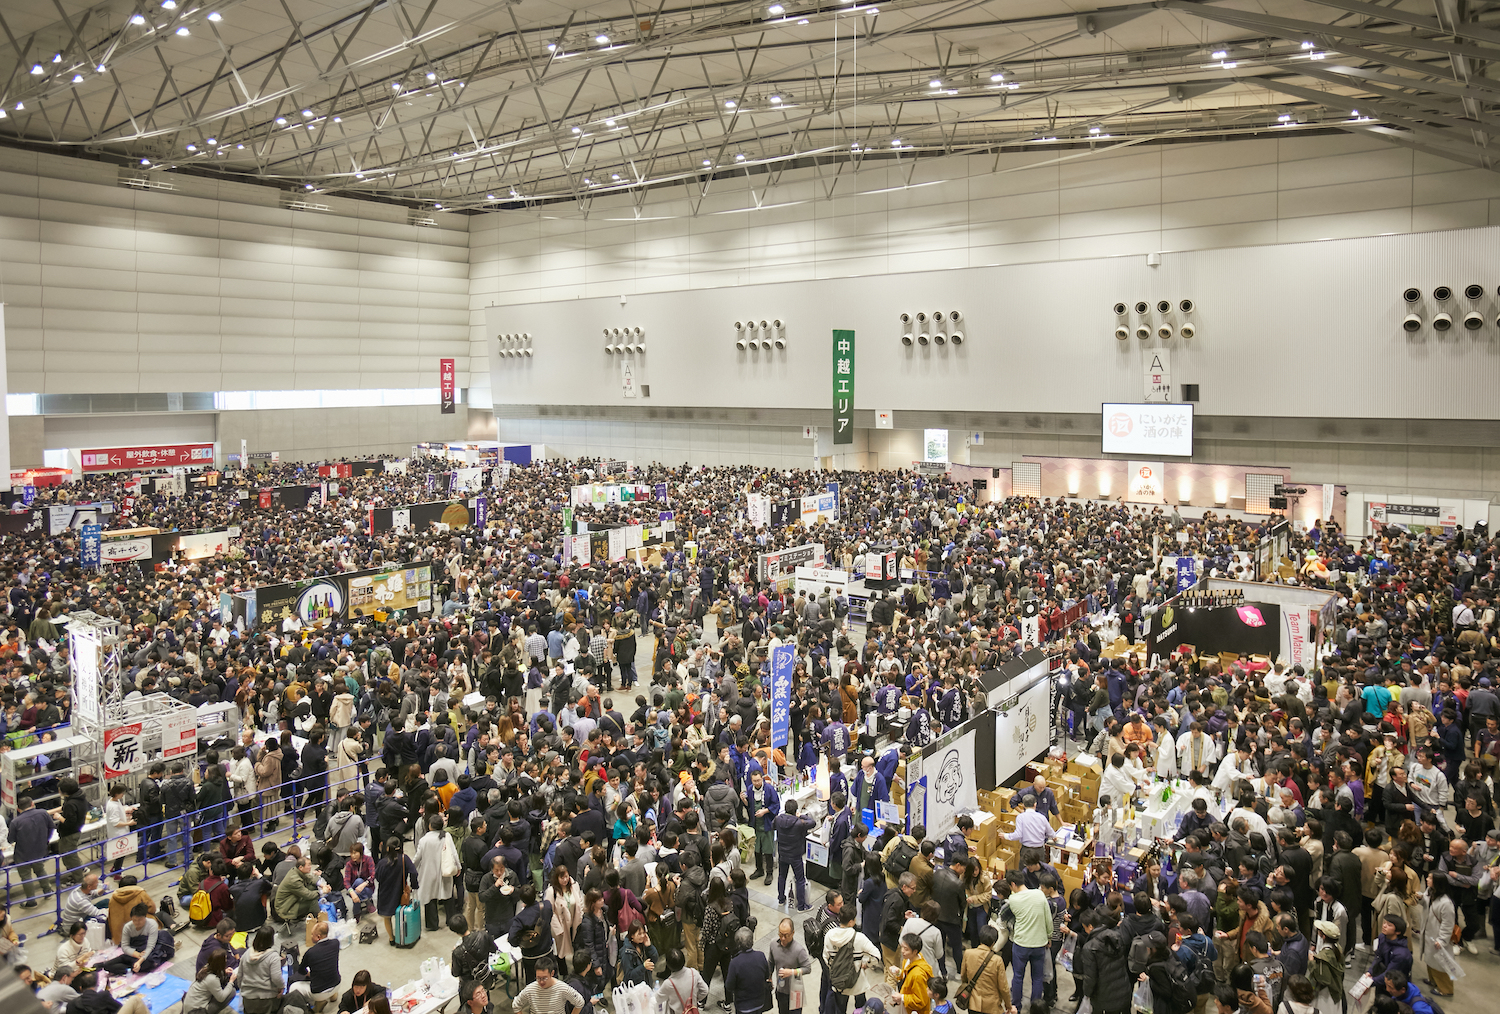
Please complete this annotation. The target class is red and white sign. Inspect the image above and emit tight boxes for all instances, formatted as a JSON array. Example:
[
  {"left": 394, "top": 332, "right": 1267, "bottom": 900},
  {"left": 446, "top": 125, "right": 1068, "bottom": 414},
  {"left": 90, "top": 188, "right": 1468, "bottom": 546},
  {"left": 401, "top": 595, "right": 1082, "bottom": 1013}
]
[
  {"left": 1285, "top": 607, "right": 1307, "bottom": 669},
  {"left": 318, "top": 464, "right": 352, "bottom": 478},
  {"left": 104, "top": 723, "right": 145, "bottom": 779},
  {"left": 81, "top": 444, "right": 215, "bottom": 473},
  {"left": 105, "top": 833, "right": 138, "bottom": 862},
  {"left": 161, "top": 710, "right": 197, "bottom": 761},
  {"left": 1126, "top": 460, "right": 1166, "bottom": 504},
  {"left": 440, "top": 358, "right": 456, "bottom": 414},
  {"left": 8, "top": 467, "right": 69, "bottom": 488}
]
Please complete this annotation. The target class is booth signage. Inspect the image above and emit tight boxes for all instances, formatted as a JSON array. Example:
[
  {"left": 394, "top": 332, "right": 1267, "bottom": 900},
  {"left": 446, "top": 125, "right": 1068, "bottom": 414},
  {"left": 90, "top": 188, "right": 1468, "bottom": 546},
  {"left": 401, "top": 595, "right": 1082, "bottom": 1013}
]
[
  {"left": 80, "top": 524, "right": 100, "bottom": 569},
  {"left": 162, "top": 710, "right": 198, "bottom": 760},
  {"left": 770, "top": 643, "right": 794, "bottom": 748},
  {"left": 104, "top": 723, "right": 145, "bottom": 779},
  {"left": 1126, "top": 461, "right": 1166, "bottom": 504}
]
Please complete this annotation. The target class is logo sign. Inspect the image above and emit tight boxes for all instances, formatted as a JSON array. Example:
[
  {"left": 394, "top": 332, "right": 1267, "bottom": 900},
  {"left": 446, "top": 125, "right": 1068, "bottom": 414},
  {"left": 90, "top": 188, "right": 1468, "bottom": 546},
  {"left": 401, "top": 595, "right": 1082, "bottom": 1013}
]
[
  {"left": 1237, "top": 605, "right": 1267, "bottom": 627},
  {"left": 296, "top": 581, "right": 345, "bottom": 624},
  {"left": 1127, "top": 461, "right": 1166, "bottom": 504},
  {"left": 81, "top": 443, "right": 215, "bottom": 472},
  {"left": 769, "top": 643, "right": 794, "bottom": 748},
  {"left": 1108, "top": 412, "right": 1133, "bottom": 439},
  {"left": 440, "top": 358, "right": 456, "bottom": 414},
  {"left": 1143, "top": 349, "right": 1172, "bottom": 403},
  {"left": 80, "top": 523, "right": 101, "bottom": 569},
  {"left": 104, "top": 723, "right": 145, "bottom": 779},
  {"left": 21, "top": 485, "right": 34, "bottom": 505}
]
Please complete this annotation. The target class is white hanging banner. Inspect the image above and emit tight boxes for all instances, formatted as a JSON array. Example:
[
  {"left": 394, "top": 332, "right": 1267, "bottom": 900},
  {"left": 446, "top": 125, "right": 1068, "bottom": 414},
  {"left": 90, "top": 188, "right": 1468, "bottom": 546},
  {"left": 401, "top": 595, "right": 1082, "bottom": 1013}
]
[
  {"left": 1126, "top": 460, "right": 1167, "bottom": 504},
  {"left": 923, "top": 728, "right": 979, "bottom": 841}
]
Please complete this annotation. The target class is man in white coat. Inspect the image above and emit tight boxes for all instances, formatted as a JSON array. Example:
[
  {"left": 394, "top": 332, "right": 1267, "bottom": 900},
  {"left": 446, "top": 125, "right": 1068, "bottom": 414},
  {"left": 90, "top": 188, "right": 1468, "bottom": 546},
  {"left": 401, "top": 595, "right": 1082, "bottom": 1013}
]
[{"left": 1152, "top": 717, "right": 1177, "bottom": 779}]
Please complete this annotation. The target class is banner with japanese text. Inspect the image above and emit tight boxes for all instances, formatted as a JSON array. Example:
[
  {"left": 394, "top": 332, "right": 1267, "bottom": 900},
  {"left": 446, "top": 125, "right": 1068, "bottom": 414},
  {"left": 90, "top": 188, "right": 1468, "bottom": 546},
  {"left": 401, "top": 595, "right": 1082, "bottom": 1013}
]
[
  {"left": 770, "top": 643, "right": 794, "bottom": 748},
  {"left": 832, "top": 329, "right": 854, "bottom": 444},
  {"left": 440, "top": 358, "right": 456, "bottom": 414}
]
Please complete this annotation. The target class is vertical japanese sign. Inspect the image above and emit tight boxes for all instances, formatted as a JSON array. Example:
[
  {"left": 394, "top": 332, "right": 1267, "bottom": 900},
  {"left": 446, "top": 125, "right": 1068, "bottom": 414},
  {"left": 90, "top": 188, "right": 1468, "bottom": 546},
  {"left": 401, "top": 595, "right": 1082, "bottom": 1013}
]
[
  {"left": 832, "top": 329, "right": 854, "bottom": 444},
  {"left": 770, "top": 642, "right": 794, "bottom": 748},
  {"left": 80, "top": 523, "right": 101, "bottom": 570},
  {"left": 440, "top": 358, "right": 456, "bottom": 414},
  {"left": 475, "top": 495, "right": 489, "bottom": 529},
  {"left": 259, "top": 488, "right": 273, "bottom": 509},
  {"left": 1176, "top": 556, "right": 1197, "bottom": 593},
  {"left": 161, "top": 710, "right": 198, "bottom": 760}
]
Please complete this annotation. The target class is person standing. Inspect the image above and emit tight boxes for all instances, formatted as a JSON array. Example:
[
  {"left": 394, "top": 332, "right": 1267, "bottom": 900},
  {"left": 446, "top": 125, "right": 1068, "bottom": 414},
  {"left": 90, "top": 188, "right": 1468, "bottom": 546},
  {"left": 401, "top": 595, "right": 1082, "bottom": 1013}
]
[
  {"left": 1000, "top": 870, "right": 1051, "bottom": 1009},
  {"left": 724, "top": 928, "right": 770, "bottom": 1014},
  {"left": 773, "top": 800, "right": 815, "bottom": 911},
  {"left": 514, "top": 956, "right": 585, "bottom": 1014},
  {"left": 7, "top": 795, "right": 53, "bottom": 907},
  {"left": 52, "top": 777, "right": 90, "bottom": 884},
  {"left": 822, "top": 904, "right": 882, "bottom": 1014},
  {"left": 654, "top": 949, "right": 709, "bottom": 1014},
  {"left": 958, "top": 926, "right": 1011, "bottom": 1014},
  {"left": 743, "top": 771, "right": 780, "bottom": 885},
  {"left": 769, "top": 918, "right": 812, "bottom": 1014},
  {"left": 416, "top": 815, "right": 456, "bottom": 930}
]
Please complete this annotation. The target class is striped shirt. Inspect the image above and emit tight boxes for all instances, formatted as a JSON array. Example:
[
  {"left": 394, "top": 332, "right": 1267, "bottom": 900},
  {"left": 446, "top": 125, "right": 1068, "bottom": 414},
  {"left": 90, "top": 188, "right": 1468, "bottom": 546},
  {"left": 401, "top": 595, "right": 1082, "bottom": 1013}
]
[
  {"left": 525, "top": 632, "right": 547, "bottom": 662},
  {"left": 590, "top": 634, "right": 609, "bottom": 665},
  {"left": 515, "top": 980, "right": 584, "bottom": 1014}
]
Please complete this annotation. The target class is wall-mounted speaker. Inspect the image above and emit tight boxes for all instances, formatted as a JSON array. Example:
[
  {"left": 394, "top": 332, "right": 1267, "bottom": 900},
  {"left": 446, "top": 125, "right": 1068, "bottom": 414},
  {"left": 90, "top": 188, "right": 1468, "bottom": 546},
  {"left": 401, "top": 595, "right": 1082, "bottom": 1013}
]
[
  {"left": 1134, "top": 301, "right": 1149, "bottom": 314},
  {"left": 901, "top": 334, "right": 914, "bottom": 346},
  {"left": 1156, "top": 300, "right": 1171, "bottom": 314},
  {"left": 1115, "top": 326, "right": 1130, "bottom": 341},
  {"left": 918, "top": 333, "right": 930, "bottom": 346},
  {"left": 736, "top": 338, "right": 748, "bottom": 351},
  {"left": 1402, "top": 287, "right": 1422, "bottom": 303},
  {"left": 1434, "top": 286, "right": 1453, "bottom": 302},
  {"left": 1179, "top": 322, "right": 1196, "bottom": 339},
  {"left": 933, "top": 332, "right": 947, "bottom": 345},
  {"left": 900, "top": 312, "right": 912, "bottom": 325},
  {"left": 1135, "top": 324, "right": 1150, "bottom": 340},
  {"left": 1465, "top": 284, "right": 1484, "bottom": 300},
  {"left": 1113, "top": 302, "right": 1127, "bottom": 315},
  {"left": 949, "top": 310, "right": 963, "bottom": 323},
  {"left": 1402, "top": 313, "right": 1422, "bottom": 332},
  {"left": 1179, "top": 299, "right": 1194, "bottom": 313},
  {"left": 1464, "top": 311, "right": 1484, "bottom": 330},
  {"left": 1434, "top": 311, "right": 1453, "bottom": 331},
  {"left": 1157, "top": 323, "right": 1174, "bottom": 340},
  {"left": 949, "top": 331, "right": 964, "bottom": 345}
]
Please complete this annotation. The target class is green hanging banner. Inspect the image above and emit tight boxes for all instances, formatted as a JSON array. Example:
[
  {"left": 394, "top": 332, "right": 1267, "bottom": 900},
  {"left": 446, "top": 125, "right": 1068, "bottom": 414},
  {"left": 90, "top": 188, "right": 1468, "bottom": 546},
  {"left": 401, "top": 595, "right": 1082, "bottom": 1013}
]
[{"left": 832, "top": 329, "right": 854, "bottom": 445}]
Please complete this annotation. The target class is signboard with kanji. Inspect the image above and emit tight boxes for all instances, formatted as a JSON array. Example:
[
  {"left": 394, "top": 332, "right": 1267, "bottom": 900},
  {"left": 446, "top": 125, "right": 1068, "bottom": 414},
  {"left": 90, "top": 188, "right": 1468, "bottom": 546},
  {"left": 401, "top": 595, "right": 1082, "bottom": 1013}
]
[
  {"left": 161, "top": 711, "right": 198, "bottom": 761},
  {"left": 104, "top": 723, "right": 145, "bottom": 779}
]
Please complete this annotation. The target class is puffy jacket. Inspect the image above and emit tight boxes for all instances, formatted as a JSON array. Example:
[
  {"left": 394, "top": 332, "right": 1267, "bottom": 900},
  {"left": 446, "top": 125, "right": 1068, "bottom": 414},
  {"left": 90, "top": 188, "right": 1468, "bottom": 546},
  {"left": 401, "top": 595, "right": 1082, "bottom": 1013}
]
[
  {"left": 576, "top": 912, "right": 611, "bottom": 973},
  {"left": 772, "top": 812, "right": 814, "bottom": 862},
  {"left": 1367, "top": 933, "right": 1413, "bottom": 980},
  {"left": 703, "top": 783, "right": 739, "bottom": 831},
  {"left": 1076, "top": 927, "right": 1133, "bottom": 1014}
]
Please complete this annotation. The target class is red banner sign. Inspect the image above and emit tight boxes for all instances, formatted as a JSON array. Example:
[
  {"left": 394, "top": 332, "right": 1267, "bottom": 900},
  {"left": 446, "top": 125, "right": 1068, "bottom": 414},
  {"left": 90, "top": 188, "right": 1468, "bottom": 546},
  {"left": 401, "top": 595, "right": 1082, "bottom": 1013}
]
[
  {"left": 81, "top": 443, "right": 215, "bottom": 473},
  {"left": 318, "top": 464, "right": 351, "bottom": 478},
  {"left": 440, "top": 358, "right": 455, "bottom": 414},
  {"left": 259, "top": 488, "right": 273, "bottom": 509}
]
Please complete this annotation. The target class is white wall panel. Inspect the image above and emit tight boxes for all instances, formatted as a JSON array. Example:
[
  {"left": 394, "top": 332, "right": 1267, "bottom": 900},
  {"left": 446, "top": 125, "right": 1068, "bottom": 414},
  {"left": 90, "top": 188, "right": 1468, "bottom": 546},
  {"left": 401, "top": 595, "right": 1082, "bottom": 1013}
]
[{"left": 0, "top": 150, "right": 471, "bottom": 395}]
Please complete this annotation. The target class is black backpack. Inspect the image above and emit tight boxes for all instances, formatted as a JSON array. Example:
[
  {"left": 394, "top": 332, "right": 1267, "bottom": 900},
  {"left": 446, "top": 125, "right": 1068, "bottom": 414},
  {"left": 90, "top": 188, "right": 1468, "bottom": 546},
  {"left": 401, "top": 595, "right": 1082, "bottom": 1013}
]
[
  {"left": 679, "top": 868, "right": 707, "bottom": 923},
  {"left": 827, "top": 938, "right": 859, "bottom": 992},
  {"left": 718, "top": 904, "right": 741, "bottom": 947},
  {"left": 1155, "top": 957, "right": 1198, "bottom": 1014},
  {"left": 884, "top": 840, "right": 918, "bottom": 878},
  {"left": 803, "top": 910, "right": 830, "bottom": 960}
]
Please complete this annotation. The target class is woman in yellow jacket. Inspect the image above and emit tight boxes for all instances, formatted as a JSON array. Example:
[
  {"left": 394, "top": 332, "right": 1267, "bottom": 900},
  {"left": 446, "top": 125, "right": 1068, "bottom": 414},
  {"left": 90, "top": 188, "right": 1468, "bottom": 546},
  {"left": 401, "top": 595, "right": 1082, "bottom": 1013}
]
[{"left": 893, "top": 933, "right": 934, "bottom": 1014}]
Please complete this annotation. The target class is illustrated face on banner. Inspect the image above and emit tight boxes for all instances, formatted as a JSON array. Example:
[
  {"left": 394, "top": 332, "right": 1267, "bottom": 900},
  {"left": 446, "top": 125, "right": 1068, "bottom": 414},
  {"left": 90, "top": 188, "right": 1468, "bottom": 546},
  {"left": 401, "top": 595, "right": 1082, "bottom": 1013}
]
[{"left": 934, "top": 749, "right": 964, "bottom": 804}]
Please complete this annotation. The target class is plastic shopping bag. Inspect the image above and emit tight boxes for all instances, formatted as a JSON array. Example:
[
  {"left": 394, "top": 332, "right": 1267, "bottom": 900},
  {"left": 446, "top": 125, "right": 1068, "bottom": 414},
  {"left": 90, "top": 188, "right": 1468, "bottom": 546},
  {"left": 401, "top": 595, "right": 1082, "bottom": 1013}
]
[
  {"left": 1058, "top": 935, "right": 1076, "bottom": 972},
  {"left": 1131, "top": 980, "right": 1153, "bottom": 1014}
]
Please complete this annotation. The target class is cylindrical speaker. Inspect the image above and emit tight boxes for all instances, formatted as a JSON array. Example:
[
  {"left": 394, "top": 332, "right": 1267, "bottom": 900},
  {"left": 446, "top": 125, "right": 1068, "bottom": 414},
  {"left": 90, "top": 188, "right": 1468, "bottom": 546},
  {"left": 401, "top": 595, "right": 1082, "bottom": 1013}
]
[
  {"left": 1134, "top": 301, "right": 1149, "bottom": 314},
  {"left": 1156, "top": 300, "right": 1171, "bottom": 314},
  {"left": 773, "top": 319, "right": 783, "bottom": 329},
  {"left": 1179, "top": 299, "right": 1194, "bottom": 313},
  {"left": 933, "top": 311, "right": 946, "bottom": 325},
  {"left": 736, "top": 338, "right": 748, "bottom": 350},
  {"left": 1402, "top": 313, "right": 1422, "bottom": 332},
  {"left": 949, "top": 310, "right": 963, "bottom": 322},
  {"left": 1434, "top": 286, "right": 1452, "bottom": 301},
  {"left": 523, "top": 348, "right": 533, "bottom": 357},
  {"left": 759, "top": 320, "right": 769, "bottom": 330},
  {"left": 1115, "top": 326, "right": 1130, "bottom": 341},
  {"left": 916, "top": 312, "right": 928, "bottom": 325},
  {"left": 900, "top": 312, "right": 912, "bottom": 325},
  {"left": 918, "top": 333, "right": 930, "bottom": 345},
  {"left": 634, "top": 343, "right": 646, "bottom": 353},
  {"left": 1179, "top": 322, "right": 1196, "bottom": 339},
  {"left": 933, "top": 332, "right": 947, "bottom": 345},
  {"left": 1434, "top": 311, "right": 1453, "bottom": 331},
  {"left": 735, "top": 321, "right": 745, "bottom": 331},
  {"left": 950, "top": 331, "right": 964, "bottom": 344},
  {"left": 1135, "top": 325, "right": 1150, "bottom": 340},
  {"left": 759, "top": 338, "right": 772, "bottom": 350},
  {"left": 604, "top": 344, "right": 615, "bottom": 354},
  {"left": 632, "top": 327, "right": 643, "bottom": 337},
  {"left": 1157, "top": 323, "right": 1174, "bottom": 339},
  {"left": 602, "top": 327, "right": 612, "bottom": 337},
  {"left": 1403, "top": 288, "right": 1421, "bottom": 303},
  {"left": 901, "top": 334, "right": 914, "bottom": 346},
  {"left": 1466, "top": 284, "right": 1484, "bottom": 300},
  {"left": 1464, "top": 311, "right": 1484, "bottom": 330},
  {"left": 1113, "top": 302, "right": 1127, "bottom": 315},
  {"left": 774, "top": 337, "right": 786, "bottom": 349}
]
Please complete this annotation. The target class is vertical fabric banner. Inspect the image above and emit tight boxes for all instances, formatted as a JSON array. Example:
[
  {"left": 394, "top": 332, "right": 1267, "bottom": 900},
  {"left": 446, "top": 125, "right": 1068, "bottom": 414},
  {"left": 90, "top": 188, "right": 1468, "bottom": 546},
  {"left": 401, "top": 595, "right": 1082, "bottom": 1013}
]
[
  {"left": 1176, "top": 556, "right": 1197, "bottom": 592},
  {"left": 770, "top": 642, "right": 795, "bottom": 748},
  {"left": 475, "top": 495, "right": 488, "bottom": 529},
  {"left": 240, "top": 439, "right": 249, "bottom": 471},
  {"left": 832, "top": 329, "right": 854, "bottom": 444},
  {"left": 80, "top": 523, "right": 100, "bottom": 569},
  {"left": 440, "top": 358, "right": 456, "bottom": 414}
]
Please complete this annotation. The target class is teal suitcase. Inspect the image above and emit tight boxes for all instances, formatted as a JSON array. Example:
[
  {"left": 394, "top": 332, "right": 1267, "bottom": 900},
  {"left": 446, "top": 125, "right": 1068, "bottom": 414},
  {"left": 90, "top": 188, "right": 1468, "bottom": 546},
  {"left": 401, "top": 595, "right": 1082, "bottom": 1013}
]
[{"left": 393, "top": 900, "right": 422, "bottom": 948}]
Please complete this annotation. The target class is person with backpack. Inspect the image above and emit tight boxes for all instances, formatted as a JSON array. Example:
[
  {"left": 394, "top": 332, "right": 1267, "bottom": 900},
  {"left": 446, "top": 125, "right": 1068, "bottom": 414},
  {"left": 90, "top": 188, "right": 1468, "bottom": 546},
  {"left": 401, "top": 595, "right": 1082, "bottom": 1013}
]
[
  {"left": 879, "top": 872, "right": 917, "bottom": 968},
  {"left": 1305, "top": 920, "right": 1345, "bottom": 1014},
  {"left": 1381, "top": 969, "right": 1441, "bottom": 1014},
  {"left": 654, "top": 948, "right": 709, "bottom": 1014},
  {"left": 1137, "top": 930, "right": 1199, "bottom": 1014},
  {"left": 700, "top": 878, "right": 738, "bottom": 1012},
  {"left": 1173, "top": 914, "right": 1219, "bottom": 1002}
]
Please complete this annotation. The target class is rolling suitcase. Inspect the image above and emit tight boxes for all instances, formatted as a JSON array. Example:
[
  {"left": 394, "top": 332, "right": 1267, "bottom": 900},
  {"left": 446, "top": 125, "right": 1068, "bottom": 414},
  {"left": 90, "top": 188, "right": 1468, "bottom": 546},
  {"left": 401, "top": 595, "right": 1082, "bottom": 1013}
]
[{"left": 393, "top": 900, "right": 422, "bottom": 948}]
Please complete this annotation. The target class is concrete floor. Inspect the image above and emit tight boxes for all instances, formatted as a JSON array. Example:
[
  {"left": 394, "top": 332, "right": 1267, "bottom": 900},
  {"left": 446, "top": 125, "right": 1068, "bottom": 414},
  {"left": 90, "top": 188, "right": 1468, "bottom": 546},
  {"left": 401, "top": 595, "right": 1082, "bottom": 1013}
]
[{"left": 12, "top": 644, "right": 1500, "bottom": 1014}]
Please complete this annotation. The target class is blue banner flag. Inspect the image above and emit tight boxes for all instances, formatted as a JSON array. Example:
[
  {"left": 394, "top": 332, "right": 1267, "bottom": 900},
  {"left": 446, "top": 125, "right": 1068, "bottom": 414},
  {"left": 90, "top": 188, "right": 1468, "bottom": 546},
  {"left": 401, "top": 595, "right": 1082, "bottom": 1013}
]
[
  {"left": 81, "top": 523, "right": 101, "bottom": 569},
  {"left": 770, "top": 642, "right": 795, "bottom": 748},
  {"left": 1176, "top": 556, "right": 1197, "bottom": 593},
  {"left": 475, "top": 495, "right": 488, "bottom": 529}
]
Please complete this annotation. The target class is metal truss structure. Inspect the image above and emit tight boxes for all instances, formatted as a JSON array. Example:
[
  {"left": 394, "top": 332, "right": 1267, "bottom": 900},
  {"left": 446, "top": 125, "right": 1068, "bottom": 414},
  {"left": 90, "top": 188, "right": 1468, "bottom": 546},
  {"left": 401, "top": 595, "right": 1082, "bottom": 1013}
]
[{"left": 0, "top": 0, "right": 1496, "bottom": 213}]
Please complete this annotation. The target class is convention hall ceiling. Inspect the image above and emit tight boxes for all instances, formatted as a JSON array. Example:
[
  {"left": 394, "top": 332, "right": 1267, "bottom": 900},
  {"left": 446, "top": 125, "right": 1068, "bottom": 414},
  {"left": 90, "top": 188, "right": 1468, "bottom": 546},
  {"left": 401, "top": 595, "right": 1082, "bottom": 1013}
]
[{"left": 0, "top": 0, "right": 1494, "bottom": 210}]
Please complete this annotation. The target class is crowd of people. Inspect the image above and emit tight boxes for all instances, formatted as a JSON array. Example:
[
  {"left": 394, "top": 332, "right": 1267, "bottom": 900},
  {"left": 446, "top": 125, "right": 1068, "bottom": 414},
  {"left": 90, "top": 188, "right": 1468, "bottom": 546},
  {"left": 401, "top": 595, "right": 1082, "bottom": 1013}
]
[{"left": 0, "top": 452, "right": 1489, "bottom": 1014}]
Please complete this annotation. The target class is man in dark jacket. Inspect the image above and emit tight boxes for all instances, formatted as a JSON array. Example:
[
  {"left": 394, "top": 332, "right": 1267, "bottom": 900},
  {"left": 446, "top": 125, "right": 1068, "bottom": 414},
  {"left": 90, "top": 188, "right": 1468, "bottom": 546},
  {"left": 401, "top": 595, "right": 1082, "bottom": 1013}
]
[
  {"left": 8, "top": 795, "right": 53, "bottom": 906},
  {"left": 137, "top": 764, "right": 165, "bottom": 865},
  {"left": 162, "top": 762, "right": 197, "bottom": 870},
  {"left": 772, "top": 800, "right": 815, "bottom": 911},
  {"left": 1329, "top": 831, "right": 1368, "bottom": 952},
  {"left": 879, "top": 872, "right": 916, "bottom": 967},
  {"left": 840, "top": 822, "right": 869, "bottom": 907},
  {"left": 1075, "top": 909, "right": 1132, "bottom": 1014},
  {"left": 1366, "top": 913, "right": 1413, "bottom": 980},
  {"left": 54, "top": 777, "right": 91, "bottom": 883},
  {"left": 723, "top": 927, "right": 769, "bottom": 1014},
  {"left": 931, "top": 857, "right": 967, "bottom": 975}
]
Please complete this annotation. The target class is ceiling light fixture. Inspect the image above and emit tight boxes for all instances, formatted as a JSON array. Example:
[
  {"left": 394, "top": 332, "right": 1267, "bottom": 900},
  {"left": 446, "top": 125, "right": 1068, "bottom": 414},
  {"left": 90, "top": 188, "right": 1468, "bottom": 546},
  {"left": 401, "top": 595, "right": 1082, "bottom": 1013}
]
[
  {"left": 392, "top": 82, "right": 401, "bottom": 89},
  {"left": 186, "top": 143, "right": 197, "bottom": 151},
  {"left": 305, "top": 183, "right": 314, "bottom": 189},
  {"left": 96, "top": 64, "right": 106, "bottom": 72},
  {"left": 130, "top": 14, "right": 146, "bottom": 23},
  {"left": 434, "top": 203, "right": 442, "bottom": 209},
  {"left": 611, "top": 173, "right": 621, "bottom": 180},
  {"left": 207, "top": 10, "right": 222, "bottom": 20},
  {"left": 702, "top": 158, "right": 711, "bottom": 165},
  {"left": 275, "top": 116, "right": 287, "bottom": 124},
  {"left": 206, "top": 137, "right": 216, "bottom": 144},
  {"left": 770, "top": 94, "right": 782, "bottom": 103},
  {"left": 14, "top": 103, "right": 22, "bottom": 111},
  {"left": 72, "top": 74, "right": 83, "bottom": 83},
  {"left": 571, "top": 126, "right": 582, "bottom": 133},
  {"left": 1211, "top": 49, "right": 1227, "bottom": 58},
  {"left": 355, "top": 172, "right": 364, "bottom": 178},
  {"left": 891, "top": 138, "right": 901, "bottom": 146},
  {"left": 175, "top": 26, "right": 190, "bottom": 35},
  {"left": 302, "top": 109, "right": 313, "bottom": 116},
  {"left": 332, "top": 116, "right": 340, "bottom": 123},
  {"left": 29, "top": 65, "right": 43, "bottom": 75},
  {"left": 735, "top": 153, "right": 745, "bottom": 160},
  {"left": 161, "top": 0, "right": 176, "bottom": 8},
  {"left": 605, "top": 118, "right": 616, "bottom": 126},
  {"left": 797, "top": 18, "right": 808, "bottom": 23},
  {"left": 487, "top": 194, "right": 495, "bottom": 200},
  {"left": 929, "top": 79, "right": 941, "bottom": 88},
  {"left": 768, "top": 3, "right": 784, "bottom": 11},
  {"left": 236, "top": 143, "right": 243, "bottom": 149},
  {"left": 547, "top": 42, "right": 557, "bottom": 50},
  {"left": 990, "top": 72, "right": 1004, "bottom": 81},
  {"left": 725, "top": 99, "right": 736, "bottom": 108},
  {"left": 595, "top": 33, "right": 610, "bottom": 43},
  {"left": 426, "top": 71, "right": 437, "bottom": 81},
  {"left": 141, "top": 158, "right": 150, "bottom": 165},
  {"left": 52, "top": 53, "right": 61, "bottom": 63},
  {"left": 1300, "top": 40, "right": 1314, "bottom": 48},
  {"left": 1089, "top": 124, "right": 1101, "bottom": 133}
]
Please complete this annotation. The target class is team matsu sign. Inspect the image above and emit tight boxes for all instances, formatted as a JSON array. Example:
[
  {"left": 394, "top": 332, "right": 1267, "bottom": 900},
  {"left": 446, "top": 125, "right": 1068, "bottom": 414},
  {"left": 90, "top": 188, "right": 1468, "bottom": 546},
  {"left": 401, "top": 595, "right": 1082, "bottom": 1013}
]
[{"left": 104, "top": 723, "right": 145, "bottom": 779}]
